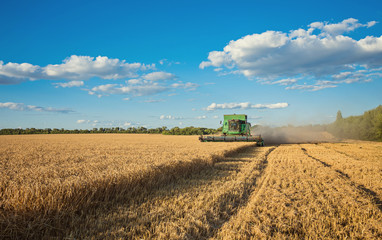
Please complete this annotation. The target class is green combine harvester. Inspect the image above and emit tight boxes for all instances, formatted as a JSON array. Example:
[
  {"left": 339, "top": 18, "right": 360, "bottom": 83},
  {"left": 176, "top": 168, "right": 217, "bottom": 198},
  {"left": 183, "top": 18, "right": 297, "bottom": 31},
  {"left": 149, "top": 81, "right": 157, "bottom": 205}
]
[{"left": 199, "top": 114, "right": 264, "bottom": 146}]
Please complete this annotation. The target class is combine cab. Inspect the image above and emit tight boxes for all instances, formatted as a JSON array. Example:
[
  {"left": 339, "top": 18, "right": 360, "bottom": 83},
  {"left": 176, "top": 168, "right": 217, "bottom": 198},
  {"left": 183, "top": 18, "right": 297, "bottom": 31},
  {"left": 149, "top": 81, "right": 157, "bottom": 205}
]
[{"left": 199, "top": 114, "right": 264, "bottom": 146}]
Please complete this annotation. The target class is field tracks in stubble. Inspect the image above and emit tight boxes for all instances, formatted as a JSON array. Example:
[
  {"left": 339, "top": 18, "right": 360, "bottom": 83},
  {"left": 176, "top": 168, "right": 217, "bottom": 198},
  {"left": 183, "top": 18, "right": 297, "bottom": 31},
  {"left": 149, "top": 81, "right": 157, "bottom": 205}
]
[
  {"left": 300, "top": 144, "right": 382, "bottom": 212},
  {"left": 204, "top": 146, "right": 277, "bottom": 239},
  {"left": 230, "top": 147, "right": 276, "bottom": 211}
]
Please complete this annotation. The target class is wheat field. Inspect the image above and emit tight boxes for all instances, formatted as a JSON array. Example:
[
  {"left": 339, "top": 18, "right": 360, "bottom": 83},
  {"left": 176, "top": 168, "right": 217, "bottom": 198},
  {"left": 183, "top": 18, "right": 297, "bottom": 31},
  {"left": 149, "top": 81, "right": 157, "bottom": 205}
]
[
  {"left": 1, "top": 134, "right": 382, "bottom": 239},
  {"left": 0, "top": 134, "right": 254, "bottom": 239}
]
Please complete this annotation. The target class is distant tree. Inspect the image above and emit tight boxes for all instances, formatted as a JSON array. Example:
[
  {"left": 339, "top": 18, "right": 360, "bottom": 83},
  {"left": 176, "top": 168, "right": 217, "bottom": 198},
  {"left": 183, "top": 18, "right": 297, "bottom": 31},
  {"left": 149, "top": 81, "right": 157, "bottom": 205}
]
[
  {"left": 373, "top": 108, "right": 382, "bottom": 140},
  {"left": 336, "top": 110, "right": 343, "bottom": 122}
]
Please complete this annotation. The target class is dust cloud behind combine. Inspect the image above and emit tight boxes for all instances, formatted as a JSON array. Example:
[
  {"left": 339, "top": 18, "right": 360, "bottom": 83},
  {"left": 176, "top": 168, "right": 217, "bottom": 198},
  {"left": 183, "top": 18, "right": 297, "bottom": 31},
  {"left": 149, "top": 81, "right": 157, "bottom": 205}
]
[{"left": 253, "top": 126, "right": 337, "bottom": 145}]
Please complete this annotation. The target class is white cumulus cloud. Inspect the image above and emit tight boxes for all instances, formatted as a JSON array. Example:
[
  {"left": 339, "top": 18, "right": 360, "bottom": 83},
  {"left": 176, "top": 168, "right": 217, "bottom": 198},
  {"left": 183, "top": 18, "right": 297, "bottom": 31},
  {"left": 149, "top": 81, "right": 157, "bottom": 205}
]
[
  {"left": 171, "top": 81, "right": 199, "bottom": 90},
  {"left": 160, "top": 115, "right": 183, "bottom": 120},
  {"left": 91, "top": 83, "right": 168, "bottom": 97},
  {"left": 285, "top": 84, "right": 337, "bottom": 91},
  {"left": 205, "top": 102, "right": 289, "bottom": 111},
  {"left": 271, "top": 78, "right": 298, "bottom": 86},
  {"left": 142, "top": 71, "right": 176, "bottom": 81},
  {"left": 0, "top": 55, "right": 155, "bottom": 84},
  {"left": 309, "top": 18, "right": 377, "bottom": 36},
  {"left": 0, "top": 102, "right": 74, "bottom": 113},
  {"left": 200, "top": 18, "right": 382, "bottom": 91},
  {"left": 90, "top": 78, "right": 198, "bottom": 98},
  {"left": 54, "top": 80, "right": 84, "bottom": 88},
  {"left": 85, "top": 68, "right": 197, "bottom": 98}
]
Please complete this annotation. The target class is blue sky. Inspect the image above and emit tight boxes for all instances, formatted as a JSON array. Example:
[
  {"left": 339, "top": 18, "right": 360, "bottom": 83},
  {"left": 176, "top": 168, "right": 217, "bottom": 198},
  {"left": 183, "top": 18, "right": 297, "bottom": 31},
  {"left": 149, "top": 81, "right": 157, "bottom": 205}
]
[{"left": 0, "top": 0, "right": 381, "bottom": 129}]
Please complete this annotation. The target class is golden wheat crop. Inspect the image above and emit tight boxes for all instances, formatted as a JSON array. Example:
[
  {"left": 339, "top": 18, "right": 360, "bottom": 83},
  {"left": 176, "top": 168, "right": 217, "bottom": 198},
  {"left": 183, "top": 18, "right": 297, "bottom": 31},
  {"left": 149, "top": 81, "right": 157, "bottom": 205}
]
[
  {"left": 0, "top": 134, "right": 254, "bottom": 239},
  {"left": 1, "top": 135, "right": 381, "bottom": 239}
]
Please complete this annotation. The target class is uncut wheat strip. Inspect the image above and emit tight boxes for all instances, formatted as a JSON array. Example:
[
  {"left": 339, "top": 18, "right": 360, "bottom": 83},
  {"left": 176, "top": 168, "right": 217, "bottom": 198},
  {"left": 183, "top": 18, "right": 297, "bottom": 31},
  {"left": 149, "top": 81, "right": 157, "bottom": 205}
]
[
  {"left": 0, "top": 135, "right": 252, "bottom": 232},
  {"left": 0, "top": 141, "right": 255, "bottom": 240},
  {"left": 62, "top": 147, "right": 271, "bottom": 240},
  {"left": 301, "top": 143, "right": 382, "bottom": 203},
  {"left": 0, "top": 135, "right": 253, "bottom": 214},
  {"left": 214, "top": 145, "right": 382, "bottom": 240}
]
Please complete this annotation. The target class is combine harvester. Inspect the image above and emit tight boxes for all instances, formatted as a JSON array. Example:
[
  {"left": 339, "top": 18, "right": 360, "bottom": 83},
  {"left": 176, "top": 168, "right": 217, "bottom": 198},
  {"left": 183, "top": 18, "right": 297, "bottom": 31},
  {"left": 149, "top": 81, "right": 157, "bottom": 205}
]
[{"left": 199, "top": 114, "right": 264, "bottom": 146}]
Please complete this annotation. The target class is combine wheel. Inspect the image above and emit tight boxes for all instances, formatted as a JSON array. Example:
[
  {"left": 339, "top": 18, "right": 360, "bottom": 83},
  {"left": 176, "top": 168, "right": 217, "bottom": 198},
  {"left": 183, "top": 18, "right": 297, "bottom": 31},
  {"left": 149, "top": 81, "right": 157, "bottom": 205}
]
[{"left": 257, "top": 141, "right": 264, "bottom": 147}]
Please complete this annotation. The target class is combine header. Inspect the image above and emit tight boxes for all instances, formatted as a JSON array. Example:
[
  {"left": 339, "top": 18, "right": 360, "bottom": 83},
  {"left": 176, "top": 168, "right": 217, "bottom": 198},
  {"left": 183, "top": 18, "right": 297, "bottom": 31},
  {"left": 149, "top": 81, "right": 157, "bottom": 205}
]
[{"left": 199, "top": 114, "right": 264, "bottom": 146}]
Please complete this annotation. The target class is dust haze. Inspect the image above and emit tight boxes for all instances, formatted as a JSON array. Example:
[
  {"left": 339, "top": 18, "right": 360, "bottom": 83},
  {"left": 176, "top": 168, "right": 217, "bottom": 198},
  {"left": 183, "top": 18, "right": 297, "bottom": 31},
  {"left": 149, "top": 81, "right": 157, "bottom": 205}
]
[{"left": 252, "top": 125, "right": 338, "bottom": 145}]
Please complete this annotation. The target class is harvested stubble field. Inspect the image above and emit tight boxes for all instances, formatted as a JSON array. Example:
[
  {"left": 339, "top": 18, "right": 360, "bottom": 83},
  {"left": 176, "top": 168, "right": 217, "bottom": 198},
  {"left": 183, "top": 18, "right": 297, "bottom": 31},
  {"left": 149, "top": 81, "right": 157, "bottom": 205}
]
[{"left": 1, "top": 134, "right": 382, "bottom": 239}]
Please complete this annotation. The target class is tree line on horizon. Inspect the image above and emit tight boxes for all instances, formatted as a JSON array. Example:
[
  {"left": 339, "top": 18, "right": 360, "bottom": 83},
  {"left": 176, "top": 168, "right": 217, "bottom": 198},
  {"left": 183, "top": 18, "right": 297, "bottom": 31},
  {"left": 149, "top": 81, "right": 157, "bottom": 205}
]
[
  {"left": 1, "top": 105, "right": 381, "bottom": 141},
  {"left": 326, "top": 105, "right": 382, "bottom": 141},
  {"left": 0, "top": 126, "right": 220, "bottom": 136}
]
